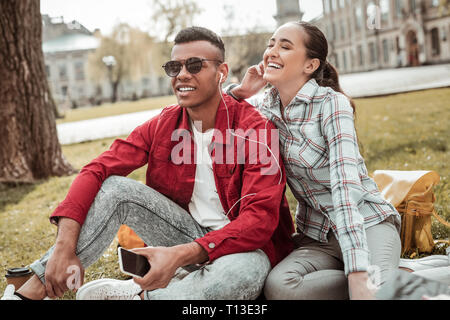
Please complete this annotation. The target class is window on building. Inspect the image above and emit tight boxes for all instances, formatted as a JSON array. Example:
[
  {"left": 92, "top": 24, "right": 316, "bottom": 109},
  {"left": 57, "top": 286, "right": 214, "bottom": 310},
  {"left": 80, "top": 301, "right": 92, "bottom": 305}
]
[
  {"left": 45, "top": 65, "right": 50, "bottom": 78},
  {"left": 331, "top": 0, "right": 337, "bottom": 12},
  {"left": 339, "top": 0, "right": 345, "bottom": 8},
  {"left": 61, "top": 86, "right": 68, "bottom": 96},
  {"left": 78, "top": 86, "right": 84, "bottom": 97},
  {"left": 340, "top": 20, "right": 346, "bottom": 40},
  {"left": 324, "top": 0, "right": 331, "bottom": 14},
  {"left": 395, "top": 0, "right": 404, "bottom": 17},
  {"left": 334, "top": 52, "right": 339, "bottom": 69},
  {"left": 58, "top": 65, "right": 67, "bottom": 81},
  {"left": 74, "top": 61, "right": 85, "bottom": 81},
  {"left": 347, "top": 18, "right": 352, "bottom": 37},
  {"left": 358, "top": 45, "right": 364, "bottom": 66},
  {"left": 343, "top": 50, "right": 348, "bottom": 71},
  {"left": 382, "top": 39, "right": 390, "bottom": 63},
  {"left": 366, "top": 1, "right": 379, "bottom": 29},
  {"left": 350, "top": 49, "right": 355, "bottom": 68},
  {"left": 355, "top": 6, "right": 363, "bottom": 30},
  {"left": 431, "top": 0, "right": 439, "bottom": 7},
  {"left": 332, "top": 21, "right": 337, "bottom": 40},
  {"left": 369, "top": 42, "right": 377, "bottom": 64},
  {"left": 380, "top": 0, "right": 390, "bottom": 21},
  {"left": 431, "top": 28, "right": 441, "bottom": 56},
  {"left": 409, "top": 0, "right": 416, "bottom": 13}
]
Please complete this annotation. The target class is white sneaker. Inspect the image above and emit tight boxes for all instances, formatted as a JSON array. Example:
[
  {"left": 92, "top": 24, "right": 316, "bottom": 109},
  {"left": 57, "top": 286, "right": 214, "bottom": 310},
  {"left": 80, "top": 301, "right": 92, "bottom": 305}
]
[
  {"left": 1, "top": 285, "right": 22, "bottom": 300},
  {"left": 399, "top": 255, "right": 449, "bottom": 272},
  {"left": 76, "top": 279, "right": 143, "bottom": 300}
]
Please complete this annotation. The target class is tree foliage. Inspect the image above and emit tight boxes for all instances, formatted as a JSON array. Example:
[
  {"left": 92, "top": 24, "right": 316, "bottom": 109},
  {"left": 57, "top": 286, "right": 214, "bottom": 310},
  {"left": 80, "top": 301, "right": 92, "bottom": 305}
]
[
  {"left": 148, "top": 0, "right": 203, "bottom": 69},
  {"left": 87, "top": 24, "right": 156, "bottom": 102},
  {"left": 220, "top": 4, "right": 271, "bottom": 81},
  {"left": 149, "top": 0, "right": 203, "bottom": 43}
]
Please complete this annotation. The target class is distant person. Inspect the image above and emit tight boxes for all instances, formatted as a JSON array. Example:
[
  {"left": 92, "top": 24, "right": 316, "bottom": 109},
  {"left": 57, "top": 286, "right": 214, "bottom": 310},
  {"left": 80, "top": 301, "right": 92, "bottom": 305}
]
[
  {"left": 226, "top": 21, "right": 402, "bottom": 300},
  {"left": 1, "top": 26, "right": 294, "bottom": 300}
]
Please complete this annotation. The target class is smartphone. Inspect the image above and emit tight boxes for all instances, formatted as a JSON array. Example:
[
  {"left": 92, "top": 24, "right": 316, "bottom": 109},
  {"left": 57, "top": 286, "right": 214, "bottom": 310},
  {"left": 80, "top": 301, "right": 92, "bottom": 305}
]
[{"left": 118, "top": 247, "right": 151, "bottom": 278}]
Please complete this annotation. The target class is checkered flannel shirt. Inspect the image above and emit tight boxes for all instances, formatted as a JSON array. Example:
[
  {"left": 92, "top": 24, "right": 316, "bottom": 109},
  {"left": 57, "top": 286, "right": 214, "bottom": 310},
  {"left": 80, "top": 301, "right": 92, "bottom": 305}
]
[{"left": 246, "top": 79, "right": 401, "bottom": 275}]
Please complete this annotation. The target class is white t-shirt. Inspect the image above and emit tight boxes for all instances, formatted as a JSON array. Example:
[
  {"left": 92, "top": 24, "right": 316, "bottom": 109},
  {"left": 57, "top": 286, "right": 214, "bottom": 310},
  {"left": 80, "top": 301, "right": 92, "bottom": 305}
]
[{"left": 188, "top": 122, "right": 230, "bottom": 230}]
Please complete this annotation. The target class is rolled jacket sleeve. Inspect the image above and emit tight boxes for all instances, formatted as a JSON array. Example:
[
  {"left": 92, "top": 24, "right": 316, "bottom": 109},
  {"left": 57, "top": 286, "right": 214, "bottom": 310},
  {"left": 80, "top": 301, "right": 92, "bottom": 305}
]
[
  {"left": 321, "top": 93, "right": 370, "bottom": 275},
  {"left": 50, "top": 120, "right": 153, "bottom": 226}
]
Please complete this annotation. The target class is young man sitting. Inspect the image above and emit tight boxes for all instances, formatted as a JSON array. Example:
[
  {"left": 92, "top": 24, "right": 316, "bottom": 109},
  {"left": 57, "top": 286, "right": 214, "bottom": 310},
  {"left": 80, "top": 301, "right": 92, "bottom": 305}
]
[{"left": 1, "top": 26, "right": 294, "bottom": 300}]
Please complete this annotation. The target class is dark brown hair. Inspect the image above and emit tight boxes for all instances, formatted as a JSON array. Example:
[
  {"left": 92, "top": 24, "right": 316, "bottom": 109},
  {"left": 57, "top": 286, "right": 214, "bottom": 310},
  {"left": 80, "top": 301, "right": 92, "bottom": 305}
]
[
  {"left": 174, "top": 26, "right": 225, "bottom": 61},
  {"left": 292, "top": 21, "right": 356, "bottom": 113}
]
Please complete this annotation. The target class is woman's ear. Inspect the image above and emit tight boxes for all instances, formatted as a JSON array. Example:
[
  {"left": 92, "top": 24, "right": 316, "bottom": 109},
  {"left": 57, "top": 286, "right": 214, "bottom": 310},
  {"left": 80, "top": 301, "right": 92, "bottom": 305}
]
[{"left": 304, "top": 58, "right": 320, "bottom": 75}]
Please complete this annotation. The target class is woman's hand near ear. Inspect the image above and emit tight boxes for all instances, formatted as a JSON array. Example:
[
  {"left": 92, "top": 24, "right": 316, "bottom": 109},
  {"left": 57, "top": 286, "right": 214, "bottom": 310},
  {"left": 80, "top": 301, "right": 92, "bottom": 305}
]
[{"left": 232, "top": 61, "right": 267, "bottom": 100}]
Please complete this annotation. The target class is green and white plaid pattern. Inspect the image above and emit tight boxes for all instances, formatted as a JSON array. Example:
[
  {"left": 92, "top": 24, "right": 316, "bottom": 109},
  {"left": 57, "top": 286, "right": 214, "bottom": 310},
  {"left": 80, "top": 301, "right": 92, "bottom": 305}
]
[{"left": 251, "top": 79, "right": 401, "bottom": 275}]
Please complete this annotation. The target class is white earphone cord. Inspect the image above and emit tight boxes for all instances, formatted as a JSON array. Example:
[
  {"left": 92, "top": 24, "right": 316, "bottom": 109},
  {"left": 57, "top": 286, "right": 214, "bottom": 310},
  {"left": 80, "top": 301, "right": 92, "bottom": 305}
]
[{"left": 218, "top": 78, "right": 283, "bottom": 217}]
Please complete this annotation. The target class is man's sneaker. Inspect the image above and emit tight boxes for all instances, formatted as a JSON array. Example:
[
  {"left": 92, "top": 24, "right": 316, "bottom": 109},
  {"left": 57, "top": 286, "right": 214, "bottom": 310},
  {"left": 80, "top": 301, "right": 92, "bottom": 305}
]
[
  {"left": 1, "top": 285, "right": 22, "bottom": 300},
  {"left": 399, "top": 255, "right": 449, "bottom": 272},
  {"left": 76, "top": 279, "right": 143, "bottom": 300}
]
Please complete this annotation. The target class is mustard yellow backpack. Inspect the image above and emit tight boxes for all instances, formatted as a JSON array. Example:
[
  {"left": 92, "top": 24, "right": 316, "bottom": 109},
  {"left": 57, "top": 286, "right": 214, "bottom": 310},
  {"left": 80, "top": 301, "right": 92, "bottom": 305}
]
[{"left": 373, "top": 170, "right": 449, "bottom": 255}]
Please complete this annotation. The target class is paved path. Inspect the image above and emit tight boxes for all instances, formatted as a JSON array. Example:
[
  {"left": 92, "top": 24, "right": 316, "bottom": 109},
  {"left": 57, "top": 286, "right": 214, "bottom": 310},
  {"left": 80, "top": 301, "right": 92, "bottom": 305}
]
[
  {"left": 57, "top": 64, "right": 450, "bottom": 145},
  {"left": 340, "top": 63, "right": 450, "bottom": 98},
  {"left": 57, "top": 109, "right": 161, "bottom": 145}
]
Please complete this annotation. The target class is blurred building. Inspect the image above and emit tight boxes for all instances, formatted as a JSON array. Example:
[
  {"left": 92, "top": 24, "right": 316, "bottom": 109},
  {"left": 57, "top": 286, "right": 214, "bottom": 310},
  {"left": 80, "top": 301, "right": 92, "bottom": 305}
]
[
  {"left": 312, "top": 0, "right": 450, "bottom": 74},
  {"left": 42, "top": 15, "right": 171, "bottom": 109},
  {"left": 42, "top": 15, "right": 100, "bottom": 109},
  {"left": 274, "top": 0, "right": 304, "bottom": 25}
]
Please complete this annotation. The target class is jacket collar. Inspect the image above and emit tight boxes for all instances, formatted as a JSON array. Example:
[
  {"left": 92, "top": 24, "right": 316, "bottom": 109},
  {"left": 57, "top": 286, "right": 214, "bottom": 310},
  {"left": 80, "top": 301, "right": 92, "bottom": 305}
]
[
  {"left": 293, "top": 78, "right": 319, "bottom": 104},
  {"left": 179, "top": 93, "right": 235, "bottom": 146},
  {"left": 266, "top": 78, "right": 319, "bottom": 107},
  {"left": 212, "top": 93, "right": 235, "bottom": 146}
]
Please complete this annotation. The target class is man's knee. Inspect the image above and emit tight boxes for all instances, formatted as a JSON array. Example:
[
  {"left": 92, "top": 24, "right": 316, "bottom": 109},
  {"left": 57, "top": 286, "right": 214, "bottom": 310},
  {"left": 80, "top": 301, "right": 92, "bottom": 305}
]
[
  {"left": 101, "top": 175, "right": 128, "bottom": 191},
  {"left": 98, "top": 175, "right": 134, "bottom": 200},
  {"left": 205, "top": 250, "right": 271, "bottom": 299},
  {"left": 228, "top": 251, "right": 270, "bottom": 284}
]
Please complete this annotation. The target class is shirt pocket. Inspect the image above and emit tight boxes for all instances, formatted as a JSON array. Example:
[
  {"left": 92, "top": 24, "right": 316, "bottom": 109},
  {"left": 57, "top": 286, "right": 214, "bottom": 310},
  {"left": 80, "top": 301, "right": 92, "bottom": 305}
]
[
  {"left": 287, "top": 135, "right": 328, "bottom": 169},
  {"left": 149, "top": 145, "right": 176, "bottom": 194}
]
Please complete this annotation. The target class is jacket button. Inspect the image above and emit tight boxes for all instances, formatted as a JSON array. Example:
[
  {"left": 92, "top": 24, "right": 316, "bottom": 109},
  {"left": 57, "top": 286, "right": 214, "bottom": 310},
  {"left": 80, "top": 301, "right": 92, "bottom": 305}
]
[{"left": 208, "top": 243, "right": 215, "bottom": 249}]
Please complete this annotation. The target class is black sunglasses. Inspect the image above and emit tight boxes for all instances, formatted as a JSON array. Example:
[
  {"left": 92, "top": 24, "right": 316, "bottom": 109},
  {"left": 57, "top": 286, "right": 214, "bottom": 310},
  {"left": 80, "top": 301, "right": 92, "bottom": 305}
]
[{"left": 162, "top": 57, "right": 223, "bottom": 77}]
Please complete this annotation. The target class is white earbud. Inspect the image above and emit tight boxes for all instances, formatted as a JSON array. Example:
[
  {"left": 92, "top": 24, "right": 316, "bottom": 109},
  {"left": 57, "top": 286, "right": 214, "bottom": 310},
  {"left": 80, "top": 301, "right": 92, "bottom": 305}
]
[{"left": 219, "top": 72, "right": 224, "bottom": 83}]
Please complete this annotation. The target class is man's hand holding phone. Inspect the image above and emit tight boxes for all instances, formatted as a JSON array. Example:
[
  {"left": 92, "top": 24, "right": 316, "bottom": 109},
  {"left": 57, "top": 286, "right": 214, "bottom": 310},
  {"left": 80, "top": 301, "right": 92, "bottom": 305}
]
[
  {"left": 119, "top": 242, "right": 208, "bottom": 292},
  {"left": 128, "top": 246, "right": 181, "bottom": 291}
]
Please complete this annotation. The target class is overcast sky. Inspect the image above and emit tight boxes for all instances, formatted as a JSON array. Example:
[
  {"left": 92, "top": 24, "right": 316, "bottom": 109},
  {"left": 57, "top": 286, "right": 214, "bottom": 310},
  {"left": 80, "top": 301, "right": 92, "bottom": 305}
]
[{"left": 40, "top": 0, "right": 323, "bottom": 37}]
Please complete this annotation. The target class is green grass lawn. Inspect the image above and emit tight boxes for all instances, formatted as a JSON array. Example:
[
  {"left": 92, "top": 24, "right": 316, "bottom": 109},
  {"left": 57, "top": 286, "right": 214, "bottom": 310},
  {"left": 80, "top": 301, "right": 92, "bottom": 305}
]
[{"left": 1, "top": 88, "right": 449, "bottom": 299}]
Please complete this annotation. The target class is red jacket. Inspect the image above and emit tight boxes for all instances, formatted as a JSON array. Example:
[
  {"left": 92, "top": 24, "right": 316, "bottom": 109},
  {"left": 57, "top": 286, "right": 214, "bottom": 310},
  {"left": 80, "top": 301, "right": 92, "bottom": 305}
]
[{"left": 51, "top": 94, "right": 295, "bottom": 267}]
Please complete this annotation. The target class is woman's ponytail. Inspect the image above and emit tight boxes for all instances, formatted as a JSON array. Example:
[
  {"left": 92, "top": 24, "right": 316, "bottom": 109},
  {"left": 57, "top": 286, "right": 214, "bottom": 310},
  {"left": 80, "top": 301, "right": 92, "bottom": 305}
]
[
  {"left": 293, "top": 21, "right": 356, "bottom": 115},
  {"left": 315, "top": 60, "right": 356, "bottom": 114},
  {"left": 315, "top": 61, "right": 341, "bottom": 93}
]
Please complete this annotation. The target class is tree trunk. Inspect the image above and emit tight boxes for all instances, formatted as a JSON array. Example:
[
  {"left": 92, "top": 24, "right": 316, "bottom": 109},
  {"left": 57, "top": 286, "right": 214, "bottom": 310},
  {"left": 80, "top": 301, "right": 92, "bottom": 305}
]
[{"left": 0, "top": 0, "right": 75, "bottom": 183}]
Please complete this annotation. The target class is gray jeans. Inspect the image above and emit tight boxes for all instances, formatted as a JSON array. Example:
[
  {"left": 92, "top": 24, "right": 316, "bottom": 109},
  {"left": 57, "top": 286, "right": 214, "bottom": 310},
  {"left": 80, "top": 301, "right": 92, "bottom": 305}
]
[
  {"left": 264, "top": 217, "right": 401, "bottom": 300},
  {"left": 29, "top": 176, "right": 271, "bottom": 300}
]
